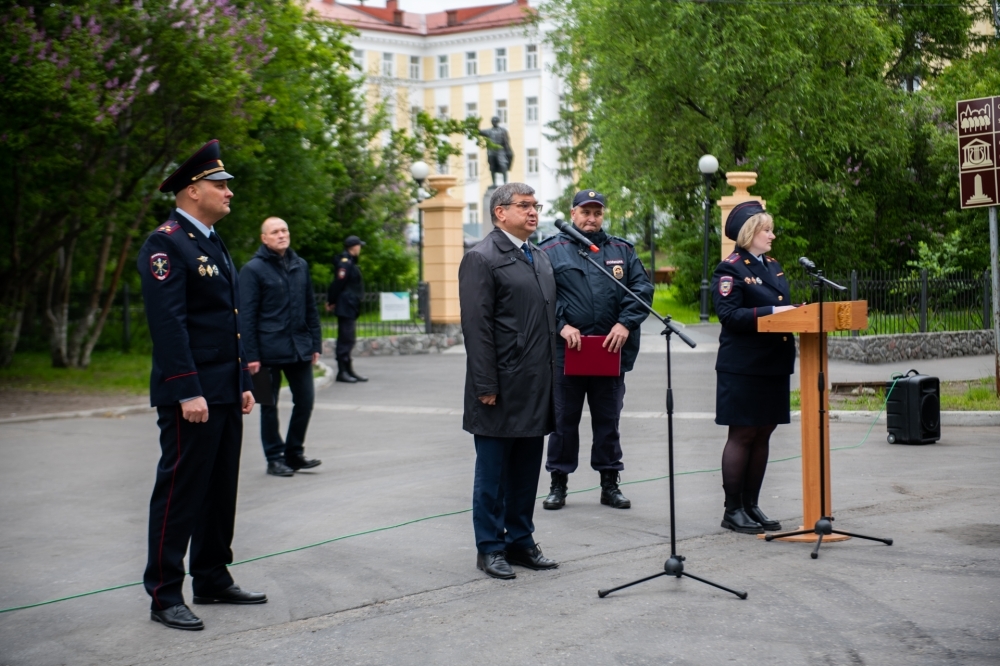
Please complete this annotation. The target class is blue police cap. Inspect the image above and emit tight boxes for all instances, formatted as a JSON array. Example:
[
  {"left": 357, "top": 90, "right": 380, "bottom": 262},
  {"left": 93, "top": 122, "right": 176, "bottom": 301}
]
[
  {"left": 572, "top": 189, "right": 606, "bottom": 208},
  {"left": 725, "top": 201, "right": 766, "bottom": 241},
  {"left": 159, "top": 139, "right": 233, "bottom": 195}
]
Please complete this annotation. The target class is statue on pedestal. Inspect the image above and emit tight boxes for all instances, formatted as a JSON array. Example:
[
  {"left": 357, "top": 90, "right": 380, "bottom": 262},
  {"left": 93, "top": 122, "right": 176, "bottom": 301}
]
[{"left": 480, "top": 117, "right": 514, "bottom": 186}]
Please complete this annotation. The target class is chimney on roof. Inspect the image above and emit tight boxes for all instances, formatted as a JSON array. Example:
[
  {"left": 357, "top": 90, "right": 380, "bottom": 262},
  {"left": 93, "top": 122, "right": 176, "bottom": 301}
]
[
  {"left": 516, "top": 0, "right": 528, "bottom": 5},
  {"left": 446, "top": 9, "right": 458, "bottom": 26}
]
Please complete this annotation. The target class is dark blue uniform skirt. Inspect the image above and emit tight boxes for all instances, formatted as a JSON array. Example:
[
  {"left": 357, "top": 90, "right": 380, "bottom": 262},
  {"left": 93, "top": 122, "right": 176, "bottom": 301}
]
[{"left": 716, "top": 371, "right": 790, "bottom": 426}]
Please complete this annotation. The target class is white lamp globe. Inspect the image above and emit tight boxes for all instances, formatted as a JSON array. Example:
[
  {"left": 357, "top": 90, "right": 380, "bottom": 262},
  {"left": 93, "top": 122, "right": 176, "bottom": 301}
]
[
  {"left": 410, "top": 161, "right": 430, "bottom": 181},
  {"left": 698, "top": 154, "right": 719, "bottom": 175}
]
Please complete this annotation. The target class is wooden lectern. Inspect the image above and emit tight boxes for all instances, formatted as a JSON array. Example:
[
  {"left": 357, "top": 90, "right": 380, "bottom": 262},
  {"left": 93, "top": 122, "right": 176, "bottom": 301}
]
[{"left": 756, "top": 301, "right": 868, "bottom": 542}]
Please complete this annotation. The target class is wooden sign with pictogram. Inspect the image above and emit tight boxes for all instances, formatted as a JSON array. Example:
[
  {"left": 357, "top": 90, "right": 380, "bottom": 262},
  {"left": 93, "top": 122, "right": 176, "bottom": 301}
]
[{"left": 958, "top": 96, "right": 1000, "bottom": 209}]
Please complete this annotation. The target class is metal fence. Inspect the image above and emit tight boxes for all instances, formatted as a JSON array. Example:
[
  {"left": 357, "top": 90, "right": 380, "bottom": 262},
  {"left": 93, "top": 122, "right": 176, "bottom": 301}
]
[
  {"left": 317, "top": 281, "right": 431, "bottom": 339},
  {"left": 787, "top": 269, "right": 993, "bottom": 337}
]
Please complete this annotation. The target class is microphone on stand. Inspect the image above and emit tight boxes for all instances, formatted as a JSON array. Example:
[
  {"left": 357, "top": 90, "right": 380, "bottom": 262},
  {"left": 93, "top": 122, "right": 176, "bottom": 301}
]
[
  {"left": 555, "top": 219, "right": 600, "bottom": 253},
  {"left": 798, "top": 256, "right": 817, "bottom": 272}
]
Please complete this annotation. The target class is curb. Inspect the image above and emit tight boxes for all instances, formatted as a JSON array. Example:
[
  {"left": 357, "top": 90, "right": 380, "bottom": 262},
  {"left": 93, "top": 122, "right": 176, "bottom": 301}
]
[
  {"left": 0, "top": 361, "right": 335, "bottom": 426},
  {"left": 792, "top": 410, "right": 1000, "bottom": 426}
]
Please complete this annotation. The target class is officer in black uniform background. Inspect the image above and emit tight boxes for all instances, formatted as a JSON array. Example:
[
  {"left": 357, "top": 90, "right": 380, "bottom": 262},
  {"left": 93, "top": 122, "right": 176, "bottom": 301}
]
[
  {"left": 711, "top": 201, "right": 797, "bottom": 535},
  {"left": 538, "top": 190, "right": 653, "bottom": 511},
  {"left": 326, "top": 235, "right": 368, "bottom": 383},
  {"left": 137, "top": 140, "right": 266, "bottom": 631}
]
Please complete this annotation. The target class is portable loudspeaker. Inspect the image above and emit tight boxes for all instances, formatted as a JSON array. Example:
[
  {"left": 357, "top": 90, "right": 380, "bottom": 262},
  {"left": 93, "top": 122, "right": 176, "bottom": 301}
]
[{"left": 885, "top": 369, "right": 940, "bottom": 445}]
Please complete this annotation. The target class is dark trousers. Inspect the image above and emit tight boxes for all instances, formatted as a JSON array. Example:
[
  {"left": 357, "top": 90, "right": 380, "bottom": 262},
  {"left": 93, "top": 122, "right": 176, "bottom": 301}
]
[
  {"left": 144, "top": 403, "right": 242, "bottom": 611},
  {"left": 472, "top": 435, "right": 543, "bottom": 554},
  {"left": 260, "top": 360, "right": 315, "bottom": 462},
  {"left": 546, "top": 369, "right": 626, "bottom": 475},
  {"left": 336, "top": 317, "right": 356, "bottom": 364}
]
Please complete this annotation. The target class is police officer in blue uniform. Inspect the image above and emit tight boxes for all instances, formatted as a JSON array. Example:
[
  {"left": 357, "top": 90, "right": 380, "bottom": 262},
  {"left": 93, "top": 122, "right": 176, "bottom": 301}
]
[
  {"left": 137, "top": 140, "right": 266, "bottom": 631},
  {"left": 711, "top": 201, "right": 797, "bottom": 535},
  {"left": 326, "top": 236, "right": 367, "bottom": 384},
  {"left": 538, "top": 190, "right": 654, "bottom": 511}
]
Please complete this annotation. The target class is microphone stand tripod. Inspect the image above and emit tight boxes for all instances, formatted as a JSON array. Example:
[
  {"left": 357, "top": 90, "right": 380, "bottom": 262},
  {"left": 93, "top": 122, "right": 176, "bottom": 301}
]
[
  {"left": 564, "top": 247, "right": 747, "bottom": 600},
  {"left": 764, "top": 266, "right": 892, "bottom": 558}
]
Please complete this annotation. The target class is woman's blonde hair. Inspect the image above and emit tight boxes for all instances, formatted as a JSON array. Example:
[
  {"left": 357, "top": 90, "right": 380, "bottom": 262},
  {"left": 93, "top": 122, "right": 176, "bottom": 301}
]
[{"left": 736, "top": 212, "right": 774, "bottom": 250}]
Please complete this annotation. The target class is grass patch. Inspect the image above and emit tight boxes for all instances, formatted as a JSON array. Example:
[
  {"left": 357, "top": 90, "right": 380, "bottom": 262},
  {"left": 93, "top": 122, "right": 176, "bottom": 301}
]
[
  {"left": 0, "top": 351, "right": 150, "bottom": 394},
  {"left": 651, "top": 285, "right": 718, "bottom": 325},
  {"left": 791, "top": 377, "right": 999, "bottom": 412}
]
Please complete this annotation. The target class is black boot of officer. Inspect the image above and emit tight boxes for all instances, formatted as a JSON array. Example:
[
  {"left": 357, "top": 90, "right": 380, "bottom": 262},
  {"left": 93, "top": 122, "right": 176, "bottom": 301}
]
[
  {"left": 599, "top": 470, "right": 631, "bottom": 509},
  {"left": 347, "top": 360, "right": 368, "bottom": 382},
  {"left": 542, "top": 471, "right": 568, "bottom": 510},
  {"left": 742, "top": 491, "right": 781, "bottom": 531},
  {"left": 336, "top": 361, "right": 357, "bottom": 383}
]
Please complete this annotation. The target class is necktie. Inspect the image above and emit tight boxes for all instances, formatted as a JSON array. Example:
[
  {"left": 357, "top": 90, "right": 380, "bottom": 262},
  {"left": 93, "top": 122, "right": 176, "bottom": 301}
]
[
  {"left": 521, "top": 243, "right": 534, "bottom": 265},
  {"left": 210, "top": 232, "right": 229, "bottom": 270}
]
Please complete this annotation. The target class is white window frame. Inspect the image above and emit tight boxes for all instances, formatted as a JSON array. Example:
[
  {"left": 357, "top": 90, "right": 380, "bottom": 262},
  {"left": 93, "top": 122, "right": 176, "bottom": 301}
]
[
  {"left": 468, "top": 203, "right": 479, "bottom": 226},
  {"left": 353, "top": 49, "right": 364, "bottom": 69},
  {"left": 527, "top": 148, "right": 539, "bottom": 174},
  {"left": 437, "top": 105, "right": 449, "bottom": 121},
  {"left": 495, "top": 48, "right": 507, "bottom": 73},
  {"left": 465, "top": 51, "right": 478, "bottom": 76},
  {"left": 526, "top": 96, "right": 538, "bottom": 123},
  {"left": 525, "top": 44, "right": 538, "bottom": 70},
  {"left": 438, "top": 54, "right": 449, "bottom": 79},
  {"left": 495, "top": 99, "right": 508, "bottom": 125},
  {"left": 409, "top": 55, "right": 420, "bottom": 80},
  {"left": 382, "top": 52, "right": 394, "bottom": 78},
  {"left": 466, "top": 153, "right": 479, "bottom": 180},
  {"left": 465, "top": 102, "right": 478, "bottom": 119}
]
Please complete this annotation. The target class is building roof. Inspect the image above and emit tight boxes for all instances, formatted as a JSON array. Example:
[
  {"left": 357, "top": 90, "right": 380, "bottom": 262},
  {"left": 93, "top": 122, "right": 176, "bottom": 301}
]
[{"left": 307, "top": 0, "right": 534, "bottom": 36}]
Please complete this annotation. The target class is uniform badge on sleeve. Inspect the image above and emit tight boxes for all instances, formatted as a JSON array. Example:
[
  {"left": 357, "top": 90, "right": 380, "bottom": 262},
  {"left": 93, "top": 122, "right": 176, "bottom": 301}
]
[
  {"left": 337, "top": 268, "right": 347, "bottom": 280},
  {"left": 612, "top": 265, "right": 624, "bottom": 280},
  {"left": 150, "top": 253, "right": 170, "bottom": 281},
  {"left": 719, "top": 276, "right": 733, "bottom": 296}
]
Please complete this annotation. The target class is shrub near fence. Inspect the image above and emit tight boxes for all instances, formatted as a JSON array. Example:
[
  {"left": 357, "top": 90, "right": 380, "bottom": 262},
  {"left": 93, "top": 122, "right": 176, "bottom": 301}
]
[
  {"left": 786, "top": 269, "right": 993, "bottom": 337},
  {"left": 317, "top": 281, "right": 430, "bottom": 339}
]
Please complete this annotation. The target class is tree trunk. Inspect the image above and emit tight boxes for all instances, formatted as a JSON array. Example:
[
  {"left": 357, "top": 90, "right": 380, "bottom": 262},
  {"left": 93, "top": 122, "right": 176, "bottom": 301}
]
[
  {"left": 68, "top": 218, "right": 116, "bottom": 367},
  {"left": 78, "top": 191, "right": 155, "bottom": 368},
  {"left": 0, "top": 285, "right": 26, "bottom": 368},
  {"left": 45, "top": 235, "right": 76, "bottom": 369}
]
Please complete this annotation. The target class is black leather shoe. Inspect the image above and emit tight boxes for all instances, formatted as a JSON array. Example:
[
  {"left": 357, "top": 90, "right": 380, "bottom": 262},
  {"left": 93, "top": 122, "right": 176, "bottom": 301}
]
[
  {"left": 599, "top": 470, "right": 631, "bottom": 509},
  {"left": 336, "top": 370, "right": 358, "bottom": 383},
  {"left": 150, "top": 604, "right": 204, "bottom": 631},
  {"left": 506, "top": 543, "right": 558, "bottom": 570},
  {"left": 721, "top": 507, "right": 765, "bottom": 534},
  {"left": 347, "top": 361, "right": 368, "bottom": 382},
  {"left": 193, "top": 584, "right": 267, "bottom": 605},
  {"left": 267, "top": 460, "right": 294, "bottom": 477},
  {"left": 745, "top": 505, "right": 781, "bottom": 531},
  {"left": 476, "top": 551, "right": 515, "bottom": 580},
  {"left": 286, "top": 455, "right": 321, "bottom": 471},
  {"left": 542, "top": 472, "right": 568, "bottom": 510}
]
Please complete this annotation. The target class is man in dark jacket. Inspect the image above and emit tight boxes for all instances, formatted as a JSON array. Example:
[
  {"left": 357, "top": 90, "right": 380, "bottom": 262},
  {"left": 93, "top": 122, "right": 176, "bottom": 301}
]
[
  {"left": 240, "top": 217, "right": 323, "bottom": 477},
  {"left": 137, "top": 139, "right": 265, "bottom": 632},
  {"left": 326, "top": 236, "right": 367, "bottom": 384},
  {"left": 537, "top": 190, "right": 653, "bottom": 511},
  {"left": 459, "top": 182, "right": 559, "bottom": 580}
]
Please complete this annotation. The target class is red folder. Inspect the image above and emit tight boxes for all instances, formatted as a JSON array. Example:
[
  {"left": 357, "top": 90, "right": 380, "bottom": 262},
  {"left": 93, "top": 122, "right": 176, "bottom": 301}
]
[{"left": 564, "top": 335, "right": 622, "bottom": 377}]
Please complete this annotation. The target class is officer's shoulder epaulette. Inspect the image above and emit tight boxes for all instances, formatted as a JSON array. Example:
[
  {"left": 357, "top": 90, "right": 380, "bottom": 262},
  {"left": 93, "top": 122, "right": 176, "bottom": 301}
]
[
  {"left": 765, "top": 255, "right": 776, "bottom": 263},
  {"left": 607, "top": 235, "right": 634, "bottom": 248},
  {"left": 537, "top": 234, "right": 559, "bottom": 246},
  {"left": 724, "top": 252, "right": 740, "bottom": 264},
  {"left": 155, "top": 221, "right": 181, "bottom": 235},
  {"left": 340, "top": 256, "right": 350, "bottom": 263}
]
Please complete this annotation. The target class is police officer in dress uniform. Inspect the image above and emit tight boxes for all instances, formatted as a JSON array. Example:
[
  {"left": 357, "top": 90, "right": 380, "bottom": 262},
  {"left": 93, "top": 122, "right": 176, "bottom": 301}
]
[
  {"left": 137, "top": 140, "right": 266, "bottom": 631},
  {"left": 711, "top": 201, "right": 797, "bottom": 535},
  {"left": 326, "top": 236, "right": 367, "bottom": 384},
  {"left": 538, "top": 190, "right": 653, "bottom": 511}
]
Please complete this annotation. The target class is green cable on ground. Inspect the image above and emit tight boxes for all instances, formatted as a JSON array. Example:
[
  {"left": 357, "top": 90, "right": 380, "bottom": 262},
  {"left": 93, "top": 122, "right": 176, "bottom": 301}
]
[{"left": 0, "top": 380, "right": 899, "bottom": 616}]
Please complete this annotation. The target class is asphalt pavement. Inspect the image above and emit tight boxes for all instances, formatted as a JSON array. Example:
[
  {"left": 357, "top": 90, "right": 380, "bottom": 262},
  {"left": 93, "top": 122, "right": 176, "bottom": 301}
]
[{"left": 0, "top": 338, "right": 998, "bottom": 665}]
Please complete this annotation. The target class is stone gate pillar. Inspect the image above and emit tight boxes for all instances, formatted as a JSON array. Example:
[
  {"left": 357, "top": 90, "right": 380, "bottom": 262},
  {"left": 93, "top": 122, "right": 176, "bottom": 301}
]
[
  {"left": 717, "top": 172, "right": 766, "bottom": 260},
  {"left": 419, "top": 174, "right": 464, "bottom": 328}
]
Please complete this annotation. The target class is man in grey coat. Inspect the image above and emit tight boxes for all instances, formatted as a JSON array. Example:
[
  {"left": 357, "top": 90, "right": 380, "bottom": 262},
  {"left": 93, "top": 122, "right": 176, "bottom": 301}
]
[{"left": 459, "top": 182, "right": 560, "bottom": 580}]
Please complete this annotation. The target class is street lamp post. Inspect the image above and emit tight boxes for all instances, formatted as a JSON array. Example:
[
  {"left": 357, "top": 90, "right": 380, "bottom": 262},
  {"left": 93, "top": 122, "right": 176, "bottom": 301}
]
[
  {"left": 698, "top": 154, "right": 719, "bottom": 323},
  {"left": 410, "top": 161, "right": 430, "bottom": 283}
]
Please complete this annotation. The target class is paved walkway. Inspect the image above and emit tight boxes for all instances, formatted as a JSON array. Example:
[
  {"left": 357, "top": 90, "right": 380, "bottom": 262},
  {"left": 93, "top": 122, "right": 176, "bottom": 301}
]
[{"left": 0, "top": 350, "right": 997, "bottom": 665}]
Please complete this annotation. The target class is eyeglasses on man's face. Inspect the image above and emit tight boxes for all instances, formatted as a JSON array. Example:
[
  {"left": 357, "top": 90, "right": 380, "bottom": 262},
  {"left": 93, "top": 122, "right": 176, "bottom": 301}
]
[{"left": 502, "top": 202, "right": 543, "bottom": 212}]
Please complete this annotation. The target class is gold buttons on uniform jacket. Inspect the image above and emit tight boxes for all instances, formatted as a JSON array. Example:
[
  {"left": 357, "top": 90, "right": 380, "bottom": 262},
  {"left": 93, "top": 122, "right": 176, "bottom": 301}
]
[
  {"left": 237, "top": 333, "right": 241, "bottom": 339},
  {"left": 234, "top": 308, "right": 238, "bottom": 314},
  {"left": 778, "top": 296, "right": 783, "bottom": 301},
  {"left": 783, "top": 336, "right": 788, "bottom": 341}
]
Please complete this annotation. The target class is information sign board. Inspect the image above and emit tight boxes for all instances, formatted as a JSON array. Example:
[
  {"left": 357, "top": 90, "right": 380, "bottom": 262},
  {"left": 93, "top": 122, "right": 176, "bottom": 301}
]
[
  {"left": 380, "top": 292, "right": 411, "bottom": 321},
  {"left": 958, "top": 96, "right": 1000, "bottom": 209}
]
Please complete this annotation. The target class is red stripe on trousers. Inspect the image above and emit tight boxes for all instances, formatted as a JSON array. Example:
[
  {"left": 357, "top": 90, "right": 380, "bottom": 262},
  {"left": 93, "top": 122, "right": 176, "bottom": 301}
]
[{"left": 151, "top": 406, "right": 182, "bottom": 609}]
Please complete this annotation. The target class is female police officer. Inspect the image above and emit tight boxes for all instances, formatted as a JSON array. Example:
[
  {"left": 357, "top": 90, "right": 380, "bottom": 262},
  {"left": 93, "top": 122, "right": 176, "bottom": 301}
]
[{"left": 711, "top": 201, "right": 797, "bottom": 534}]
